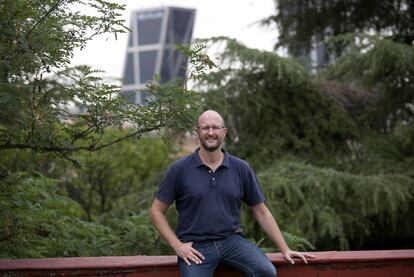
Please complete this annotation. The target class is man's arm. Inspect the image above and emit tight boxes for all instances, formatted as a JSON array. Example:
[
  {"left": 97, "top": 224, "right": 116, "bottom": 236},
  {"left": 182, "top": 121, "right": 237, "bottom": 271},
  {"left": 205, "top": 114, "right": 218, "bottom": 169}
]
[
  {"left": 150, "top": 198, "right": 205, "bottom": 265},
  {"left": 251, "top": 202, "right": 315, "bottom": 264}
]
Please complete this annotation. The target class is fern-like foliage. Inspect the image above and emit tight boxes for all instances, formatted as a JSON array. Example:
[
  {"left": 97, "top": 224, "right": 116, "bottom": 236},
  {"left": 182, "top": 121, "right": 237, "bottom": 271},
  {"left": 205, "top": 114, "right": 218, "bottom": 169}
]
[
  {"left": 0, "top": 172, "right": 165, "bottom": 258},
  {"left": 241, "top": 159, "right": 414, "bottom": 250}
]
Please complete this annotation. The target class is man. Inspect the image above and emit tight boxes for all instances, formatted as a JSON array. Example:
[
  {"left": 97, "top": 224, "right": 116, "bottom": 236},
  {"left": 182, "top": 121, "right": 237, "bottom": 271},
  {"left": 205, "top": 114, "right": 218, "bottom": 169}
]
[{"left": 150, "top": 110, "right": 314, "bottom": 277}]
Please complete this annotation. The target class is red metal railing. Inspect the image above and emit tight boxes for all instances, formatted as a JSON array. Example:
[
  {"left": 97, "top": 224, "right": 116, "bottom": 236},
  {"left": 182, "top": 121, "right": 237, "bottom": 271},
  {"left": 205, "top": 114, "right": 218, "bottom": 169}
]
[{"left": 1, "top": 250, "right": 414, "bottom": 276}]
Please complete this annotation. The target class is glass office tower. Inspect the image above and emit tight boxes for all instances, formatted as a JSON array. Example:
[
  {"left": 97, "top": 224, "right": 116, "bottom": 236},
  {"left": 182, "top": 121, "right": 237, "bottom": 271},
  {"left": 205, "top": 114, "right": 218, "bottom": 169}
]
[{"left": 122, "top": 7, "right": 196, "bottom": 104}]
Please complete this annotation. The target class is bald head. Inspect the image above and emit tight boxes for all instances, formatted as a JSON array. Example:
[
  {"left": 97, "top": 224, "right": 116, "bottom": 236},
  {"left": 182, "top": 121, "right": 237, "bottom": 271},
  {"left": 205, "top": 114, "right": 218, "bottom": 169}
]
[{"left": 197, "top": 110, "right": 225, "bottom": 127}]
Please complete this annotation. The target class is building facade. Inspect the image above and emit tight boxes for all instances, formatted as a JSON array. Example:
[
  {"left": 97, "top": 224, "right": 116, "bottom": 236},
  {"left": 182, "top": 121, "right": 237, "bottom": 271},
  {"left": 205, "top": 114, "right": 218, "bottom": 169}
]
[{"left": 122, "top": 7, "right": 196, "bottom": 104}]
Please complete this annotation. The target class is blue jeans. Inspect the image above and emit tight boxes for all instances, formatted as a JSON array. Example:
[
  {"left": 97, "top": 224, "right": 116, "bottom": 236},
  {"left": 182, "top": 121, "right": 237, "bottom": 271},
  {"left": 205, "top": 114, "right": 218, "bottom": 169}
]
[{"left": 178, "top": 234, "right": 277, "bottom": 277}]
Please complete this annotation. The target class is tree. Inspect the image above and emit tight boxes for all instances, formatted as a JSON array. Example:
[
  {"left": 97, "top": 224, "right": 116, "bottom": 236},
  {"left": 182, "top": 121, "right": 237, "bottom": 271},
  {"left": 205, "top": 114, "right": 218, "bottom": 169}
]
[
  {"left": 325, "top": 35, "right": 414, "bottom": 132},
  {"left": 199, "top": 37, "right": 357, "bottom": 168},
  {"left": 246, "top": 159, "right": 414, "bottom": 251},
  {"left": 63, "top": 133, "right": 173, "bottom": 221},
  {"left": 265, "top": 0, "right": 414, "bottom": 55},
  {"left": 259, "top": 0, "right": 414, "bottom": 140},
  {"left": 0, "top": 172, "right": 165, "bottom": 258},
  {"left": 198, "top": 35, "right": 414, "bottom": 250},
  {"left": 248, "top": 1, "right": 414, "bottom": 251},
  {"left": 0, "top": 0, "right": 209, "bottom": 164},
  {"left": 0, "top": 0, "right": 216, "bottom": 259}
]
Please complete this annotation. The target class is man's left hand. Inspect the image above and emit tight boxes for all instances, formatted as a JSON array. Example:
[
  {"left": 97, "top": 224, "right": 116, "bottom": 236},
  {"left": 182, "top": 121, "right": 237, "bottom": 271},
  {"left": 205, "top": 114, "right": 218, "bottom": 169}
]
[{"left": 282, "top": 249, "right": 315, "bottom": 264}]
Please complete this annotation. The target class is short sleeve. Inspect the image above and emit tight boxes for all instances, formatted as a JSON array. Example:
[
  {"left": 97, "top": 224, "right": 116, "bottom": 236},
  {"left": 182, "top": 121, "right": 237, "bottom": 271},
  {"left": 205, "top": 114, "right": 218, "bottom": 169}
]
[
  {"left": 155, "top": 164, "right": 179, "bottom": 205},
  {"left": 242, "top": 165, "right": 265, "bottom": 206}
]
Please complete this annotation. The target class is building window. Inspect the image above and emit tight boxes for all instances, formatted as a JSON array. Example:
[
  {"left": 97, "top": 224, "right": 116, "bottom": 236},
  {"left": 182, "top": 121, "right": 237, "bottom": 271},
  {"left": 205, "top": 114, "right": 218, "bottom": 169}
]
[
  {"left": 127, "top": 31, "right": 133, "bottom": 47},
  {"left": 174, "top": 49, "right": 187, "bottom": 78},
  {"left": 139, "top": 50, "right": 157, "bottom": 84},
  {"left": 123, "top": 53, "right": 135, "bottom": 85},
  {"left": 166, "top": 9, "right": 192, "bottom": 44},
  {"left": 161, "top": 49, "right": 172, "bottom": 83},
  {"left": 137, "top": 11, "right": 164, "bottom": 45},
  {"left": 161, "top": 49, "right": 187, "bottom": 83}
]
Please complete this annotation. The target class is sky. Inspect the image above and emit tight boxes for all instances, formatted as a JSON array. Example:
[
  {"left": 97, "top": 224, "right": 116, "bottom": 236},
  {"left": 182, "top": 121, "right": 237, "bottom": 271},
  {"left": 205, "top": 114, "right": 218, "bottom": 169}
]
[{"left": 70, "top": 0, "right": 278, "bottom": 79}]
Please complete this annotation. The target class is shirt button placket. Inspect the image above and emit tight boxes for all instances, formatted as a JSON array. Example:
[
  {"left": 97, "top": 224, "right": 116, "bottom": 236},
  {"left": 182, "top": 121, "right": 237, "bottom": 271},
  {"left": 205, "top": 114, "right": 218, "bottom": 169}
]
[{"left": 212, "top": 172, "right": 218, "bottom": 188}]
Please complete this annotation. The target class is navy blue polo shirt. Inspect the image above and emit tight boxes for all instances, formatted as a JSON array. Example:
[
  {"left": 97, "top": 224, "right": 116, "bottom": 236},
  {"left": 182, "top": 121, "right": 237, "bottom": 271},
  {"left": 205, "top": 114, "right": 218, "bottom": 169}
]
[{"left": 155, "top": 148, "right": 265, "bottom": 242}]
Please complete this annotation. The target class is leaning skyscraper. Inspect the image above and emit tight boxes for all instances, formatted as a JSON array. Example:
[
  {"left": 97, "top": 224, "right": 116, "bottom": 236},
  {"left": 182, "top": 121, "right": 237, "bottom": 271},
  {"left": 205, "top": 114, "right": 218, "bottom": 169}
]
[{"left": 121, "top": 7, "right": 196, "bottom": 104}]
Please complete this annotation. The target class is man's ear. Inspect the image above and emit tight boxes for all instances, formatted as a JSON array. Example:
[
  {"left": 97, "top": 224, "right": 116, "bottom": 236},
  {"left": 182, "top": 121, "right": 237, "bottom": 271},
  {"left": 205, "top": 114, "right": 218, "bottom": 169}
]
[{"left": 194, "top": 127, "right": 200, "bottom": 137}]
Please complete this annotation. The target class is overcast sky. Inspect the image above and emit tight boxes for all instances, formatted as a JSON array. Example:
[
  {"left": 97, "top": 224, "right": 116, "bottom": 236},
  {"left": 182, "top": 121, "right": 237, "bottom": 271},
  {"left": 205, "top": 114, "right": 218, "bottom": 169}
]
[{"left": 70, "top": 0, "right": 278, "bottom": 79}]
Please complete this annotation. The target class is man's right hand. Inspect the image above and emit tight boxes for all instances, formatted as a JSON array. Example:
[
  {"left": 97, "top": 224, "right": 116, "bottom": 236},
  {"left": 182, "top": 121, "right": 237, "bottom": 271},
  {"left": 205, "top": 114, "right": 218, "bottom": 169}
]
[{"left": 173, "top": 242, "right": 205, "bottom": 265}]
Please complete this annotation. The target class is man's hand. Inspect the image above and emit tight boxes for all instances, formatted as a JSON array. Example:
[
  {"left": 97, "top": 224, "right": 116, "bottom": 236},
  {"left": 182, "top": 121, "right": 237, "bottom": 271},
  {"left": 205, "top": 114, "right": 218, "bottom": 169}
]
[
  {"left": 282, "top": 249, "right": 315, "bottom": 264},
  {"left": 173, "top": 242, "right": 205, "bottom": 266}
]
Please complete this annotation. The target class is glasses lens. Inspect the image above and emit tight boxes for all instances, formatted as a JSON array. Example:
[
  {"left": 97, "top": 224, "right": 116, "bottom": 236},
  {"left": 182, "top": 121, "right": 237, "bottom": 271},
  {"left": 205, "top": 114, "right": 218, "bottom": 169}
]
[{"left": 199, "top": 126, "right": 224, "bottom": 132}]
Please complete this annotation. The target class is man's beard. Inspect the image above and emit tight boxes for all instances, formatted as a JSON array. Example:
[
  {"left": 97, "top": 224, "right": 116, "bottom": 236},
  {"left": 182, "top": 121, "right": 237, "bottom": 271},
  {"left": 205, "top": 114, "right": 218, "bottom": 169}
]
[{"left": 200, "top": 137, "right": 222, "bottom": 152}]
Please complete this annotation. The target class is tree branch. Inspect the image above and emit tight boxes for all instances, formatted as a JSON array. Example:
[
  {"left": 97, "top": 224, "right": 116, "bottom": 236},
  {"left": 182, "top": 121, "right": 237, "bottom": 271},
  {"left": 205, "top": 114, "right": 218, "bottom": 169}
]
[
  {"left": 0, "top": 125, "right": 162, "bottom": 153},
  {"left": 25, "top": 0, "right": 67, "bottom": 39}
]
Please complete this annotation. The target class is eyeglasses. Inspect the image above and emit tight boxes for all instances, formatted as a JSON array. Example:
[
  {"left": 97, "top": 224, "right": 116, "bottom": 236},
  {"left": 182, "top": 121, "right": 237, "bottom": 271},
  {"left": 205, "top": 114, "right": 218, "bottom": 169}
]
[{"left": 197, "top": 125, "right": 226, "bottom": 132}]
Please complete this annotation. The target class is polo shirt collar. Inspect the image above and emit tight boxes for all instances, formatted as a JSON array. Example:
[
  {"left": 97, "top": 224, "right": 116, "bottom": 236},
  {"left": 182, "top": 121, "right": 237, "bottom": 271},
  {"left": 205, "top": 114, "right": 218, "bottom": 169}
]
[{"left": 192, "top": 148, "right": 230, "bottom": 168}]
